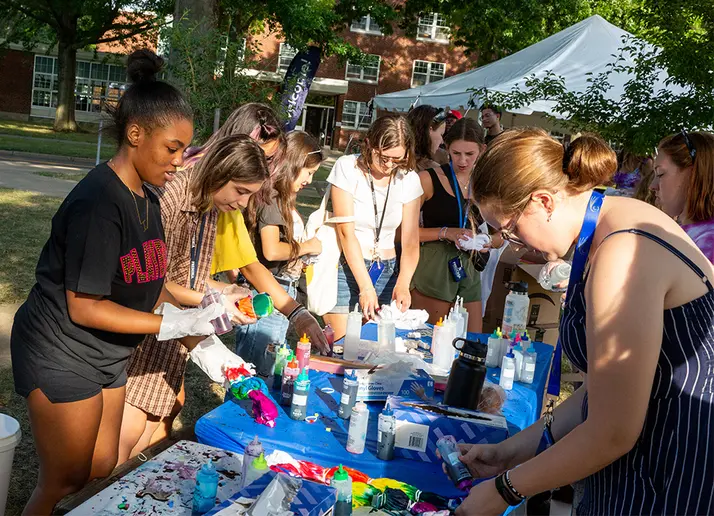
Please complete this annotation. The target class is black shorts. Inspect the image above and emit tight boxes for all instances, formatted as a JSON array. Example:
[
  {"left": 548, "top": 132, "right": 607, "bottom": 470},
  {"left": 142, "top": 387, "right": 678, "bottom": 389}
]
[{"left": 11, "top": 323, "right": 127, "bottom": 404}]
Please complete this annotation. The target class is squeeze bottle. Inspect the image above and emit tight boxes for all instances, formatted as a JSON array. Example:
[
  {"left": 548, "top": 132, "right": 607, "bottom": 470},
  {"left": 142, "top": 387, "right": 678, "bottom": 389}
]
[
  {"left": 343, "top": 304, "right": 362, "bottom": 360},
  {"left": 331, "top": 465, "right": 353, "bottom": 516},
  {"left": 296, "top": 333, "right": 311, "bottom": 371},
  {"left": 485, "top": 328, "right": 502, "bottom": 368},
  {"left": 290, "top": 368, "right": 310, "bottom": 421},
  {"left": 346, "top": 402, "right": 369, "bottom": 454},
  {"left": 338, "top": 372, "right": 359, "bottom": 419},
  {"left": 377, "top": 403, "right": 396, "bottom": 461},
  {"left": 499, "top": 351, "right": 516, "bottom": 391}
]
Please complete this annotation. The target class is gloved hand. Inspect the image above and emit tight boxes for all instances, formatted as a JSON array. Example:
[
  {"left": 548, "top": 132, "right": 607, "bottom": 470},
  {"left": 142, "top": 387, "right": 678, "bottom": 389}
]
[
  {"left": 190, "top": 334, "right": 252, "bottom": 383},
  {"left": 156, "top": 302, "right": 224, "bottom": 341},
  {"left": 218, "top": 285, "right": 257, "bottom": 326},
  {"left": 288, "top": 305, "right": 330, "bottom": 354}
]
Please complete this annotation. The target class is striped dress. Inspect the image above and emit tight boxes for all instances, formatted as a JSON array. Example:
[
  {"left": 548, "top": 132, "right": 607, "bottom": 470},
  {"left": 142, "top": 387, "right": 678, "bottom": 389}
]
[{"left": 560, "top": 229, "right": 714, "bottom": 516}]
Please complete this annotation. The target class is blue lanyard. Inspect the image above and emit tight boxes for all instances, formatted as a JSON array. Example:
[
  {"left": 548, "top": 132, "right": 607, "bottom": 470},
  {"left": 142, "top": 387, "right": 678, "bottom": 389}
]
[
  {"left": 448, "top": 162, "right": 467, "bottom": 228},
  {"left": 565, "top": 190, "right": 605, "bottom": 304},
  {"left": 548, "top": 190, "right": 604, "bottom": 397},
  {"left": 190, "top": 215, "right": 207, "bottom": 291}
]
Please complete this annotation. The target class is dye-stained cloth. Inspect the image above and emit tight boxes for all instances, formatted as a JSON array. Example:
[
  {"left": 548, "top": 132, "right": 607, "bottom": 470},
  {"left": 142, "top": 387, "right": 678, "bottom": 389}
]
[{"left": 126, "top": 164, "right": 219, "bottom": 417}]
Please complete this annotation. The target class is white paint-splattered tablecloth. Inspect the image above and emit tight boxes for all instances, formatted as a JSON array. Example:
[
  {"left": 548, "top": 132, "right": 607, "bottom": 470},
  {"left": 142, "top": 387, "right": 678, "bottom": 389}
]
[{"left": 68, "top": 441, "right": 244, "bottom": 515}]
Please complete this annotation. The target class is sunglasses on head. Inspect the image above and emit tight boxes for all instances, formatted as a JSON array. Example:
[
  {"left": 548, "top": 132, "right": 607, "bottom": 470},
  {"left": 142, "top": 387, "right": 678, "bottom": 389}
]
[{"left": 681, "top": 128, "right": 697, "bottom": 163}]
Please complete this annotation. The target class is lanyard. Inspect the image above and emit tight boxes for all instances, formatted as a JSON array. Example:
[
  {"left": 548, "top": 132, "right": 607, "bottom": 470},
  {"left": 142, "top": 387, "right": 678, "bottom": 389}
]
[
  {"left": 367, "top": 167, "right": 393, "bottom": 260},
  {"left": 564, "top": 190, "right": 605, "bottom": 304},
  {"left": 190, "top": 215, "right": 207, "bottom": 290},
  {"left": 448, "top": 162, "right": 468, "bottom": 228},
  {"left": 548, "top": 190, "right": 604, "bottom": 397}
]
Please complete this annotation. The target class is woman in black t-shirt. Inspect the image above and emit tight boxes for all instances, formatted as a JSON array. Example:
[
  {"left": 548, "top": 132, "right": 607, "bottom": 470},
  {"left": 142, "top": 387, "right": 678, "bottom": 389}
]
[
  {"left": 10, "top": 50, "right": 204, "bottom": 514},
  {"left": 238, "top": 131, "right": 324, "bottom": 372}
]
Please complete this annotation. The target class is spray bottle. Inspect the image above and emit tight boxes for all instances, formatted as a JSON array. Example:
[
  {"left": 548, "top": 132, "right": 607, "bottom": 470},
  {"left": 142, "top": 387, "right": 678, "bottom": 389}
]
[
  {"left": 240, "top": 436, "right": 264, "bottom": 489},
  {"left": 280, "top": 354, "right": 299, "bottom": 406},
  {"left": 377, "top": 403, "right": 396, "bottom": 461},
  {"left": 338, "top": 372, "right": 359, "bottom": 419},
  {"left": 192, "top": 460, "right": 219, "bottom": 513},
  {"left": 331, "top": 465, "right": 353, "bottom": 516},
  {"left": 436, "top": 435, "right": 473, "bottom": 491},
  {"left": 296, "top": 333, "right": 311, "bottom": 371},
  {"left": 290, "top": 368, "right": 310, "bottom": 421},
  {"left": 346, "top": 402, "right": 369, "bottom": 454},
  {"left": 343, "top": 304, "right": 362, "bottom": 361}
]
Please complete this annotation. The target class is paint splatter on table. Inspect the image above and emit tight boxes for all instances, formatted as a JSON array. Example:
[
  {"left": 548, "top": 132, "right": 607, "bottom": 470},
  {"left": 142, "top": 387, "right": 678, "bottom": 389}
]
[{"left": 67, "top": 441, "right": 244, "bottom": 515}]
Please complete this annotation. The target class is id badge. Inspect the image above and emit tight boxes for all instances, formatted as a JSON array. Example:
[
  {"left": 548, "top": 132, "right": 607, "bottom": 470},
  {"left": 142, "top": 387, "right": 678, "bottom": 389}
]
[
  {"left": 448, "top": 257, "right": 467, "bottom": 282},
  {"left": 368, "top": 260, "right": 385, "bottom": 286}
]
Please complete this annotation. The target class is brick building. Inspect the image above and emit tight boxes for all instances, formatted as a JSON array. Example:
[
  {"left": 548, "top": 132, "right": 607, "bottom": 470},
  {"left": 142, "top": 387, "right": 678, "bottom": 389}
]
[
  {"left": 245, "top": 13, "right": 473, "bottom": 149},
  {"left": 0, "top": 12, "right": 474, "bottom": 149}
]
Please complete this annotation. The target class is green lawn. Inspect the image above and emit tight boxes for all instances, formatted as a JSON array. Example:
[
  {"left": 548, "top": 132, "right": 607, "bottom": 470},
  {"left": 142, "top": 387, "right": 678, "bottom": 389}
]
[
  {"left": 0, "top": 119, "right": 100, "bottom": 143},
  {"left": 34, "top": 171, "right": 89, "bottom": 182}
]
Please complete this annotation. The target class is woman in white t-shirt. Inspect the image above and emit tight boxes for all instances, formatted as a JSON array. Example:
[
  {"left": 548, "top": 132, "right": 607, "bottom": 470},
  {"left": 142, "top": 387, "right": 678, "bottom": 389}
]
[{"left": 324, "top": 114, "right": 423, "bottom": 338}]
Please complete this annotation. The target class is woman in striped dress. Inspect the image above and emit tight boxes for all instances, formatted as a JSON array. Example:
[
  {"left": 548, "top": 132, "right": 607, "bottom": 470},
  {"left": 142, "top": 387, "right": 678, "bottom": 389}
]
[{"left": 452, "top": 128, "right": 714, "bottom": 516}]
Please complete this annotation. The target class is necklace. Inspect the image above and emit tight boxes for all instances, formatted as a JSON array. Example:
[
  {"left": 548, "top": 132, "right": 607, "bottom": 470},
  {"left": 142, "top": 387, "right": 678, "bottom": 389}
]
[{"left": 108, "top": 159, "right": 149, "bottom": 231}]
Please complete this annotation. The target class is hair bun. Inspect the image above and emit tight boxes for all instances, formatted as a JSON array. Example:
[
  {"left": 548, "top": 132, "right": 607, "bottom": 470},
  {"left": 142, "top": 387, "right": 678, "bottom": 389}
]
[
  {"left": 564, "top": 134, "right": 617, "bottom": 189},
  {"left": 127, "top": 49, "right": 164, "bottom": 84}
]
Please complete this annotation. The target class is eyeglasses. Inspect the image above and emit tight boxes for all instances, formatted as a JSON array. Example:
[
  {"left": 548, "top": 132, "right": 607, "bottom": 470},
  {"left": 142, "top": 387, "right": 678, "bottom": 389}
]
[
  {"left": 681, "top": 129, "right": 697, "bottom": 163},
  {"left": 500, "top": 200, "right": 530, "bottom": 248},
  {"left": 375, "top": 151, "right": 408, "bottom": 169}
]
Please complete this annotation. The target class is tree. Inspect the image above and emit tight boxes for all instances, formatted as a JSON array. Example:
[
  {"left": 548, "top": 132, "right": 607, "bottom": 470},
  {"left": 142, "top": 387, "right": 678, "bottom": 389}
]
[{"left": 0, "top": 0, "right": 170, "bottom": 131}]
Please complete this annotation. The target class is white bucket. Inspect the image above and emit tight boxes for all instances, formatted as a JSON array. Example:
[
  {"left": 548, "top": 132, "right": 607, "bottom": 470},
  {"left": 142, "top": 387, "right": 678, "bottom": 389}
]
[{"left": 0, "top": 414, "right": 21, "bottom": 516}]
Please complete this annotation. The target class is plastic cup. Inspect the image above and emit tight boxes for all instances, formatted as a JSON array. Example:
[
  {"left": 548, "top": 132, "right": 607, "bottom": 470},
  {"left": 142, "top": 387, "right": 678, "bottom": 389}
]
[{"left": 0, "top": 414, "right": 21, "bottom": 515}]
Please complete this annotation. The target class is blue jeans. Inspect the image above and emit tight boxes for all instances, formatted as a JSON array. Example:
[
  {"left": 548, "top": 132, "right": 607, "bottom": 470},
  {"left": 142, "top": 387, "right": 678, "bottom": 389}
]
[
  {"left": 332, "top": 257, "right": 398, "bottom": 314},
  {"left": 234, "top": 282, "right": 296, "bottom": 376}
]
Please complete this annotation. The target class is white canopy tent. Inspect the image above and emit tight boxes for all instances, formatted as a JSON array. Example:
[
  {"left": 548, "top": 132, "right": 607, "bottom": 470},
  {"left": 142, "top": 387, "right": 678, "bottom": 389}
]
[{"left": 373, "top": 15, "right": 676, "bottom": 116}]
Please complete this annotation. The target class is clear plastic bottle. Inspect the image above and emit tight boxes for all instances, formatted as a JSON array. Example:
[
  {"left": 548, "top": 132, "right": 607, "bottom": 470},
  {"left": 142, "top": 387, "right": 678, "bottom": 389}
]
[
  {"left": 377, "top": 403, "right": 396, "bottom": 461},
  {"left": 240, "top": 436, "right": 264, "bottom": 489},
  {"left": 512, "top": 344, "right": 524, "bottom": 382},
  {"left": 538, "top": 261, "right": 572, "bottom": 291},
  {"left": 243, "top": 452, "right": 269, "bottom": 487},
  {"left": 331, "top": 465, "right": 353, "bottom": 516},
  {"left": 485, "top": 328, "right": 503, "bottom": 368},
  {"left": 432, "top": 317, "right": 456, "bottom": 374},
  {"left": 338, "top": 372, "right": 359, "bottom": 419},
  {"left": 378, "top": 313, "right": 396, "bottom": 353},
  {"left": 193, "top": 460, "right": 219, "bottom": 513},
  {"left": 457, "top": 297, "right": 469, "bottom": 338},
  {"left": 323, "top": 324, "right": 335, "bottom": 356},
  {"left": 521, "top": 344, "right": 537, "bottom": 384},
  {"left": 346, "top": 402, "right": 369, "bottom": 454},
  {"left": 273, "top": 343, "right": 291, "bottom": 391},
  {"left": 499, "top": 351, "right": 516, "bottom": 391},
  {"left": 343, "top": 304, "right": 362, "bottom": 361}
]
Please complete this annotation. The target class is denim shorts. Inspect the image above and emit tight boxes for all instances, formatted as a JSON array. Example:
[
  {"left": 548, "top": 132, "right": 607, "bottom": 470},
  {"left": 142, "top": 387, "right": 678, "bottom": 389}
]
[{"left": 331, "top": 257, "right": 398, "bottom": 314}]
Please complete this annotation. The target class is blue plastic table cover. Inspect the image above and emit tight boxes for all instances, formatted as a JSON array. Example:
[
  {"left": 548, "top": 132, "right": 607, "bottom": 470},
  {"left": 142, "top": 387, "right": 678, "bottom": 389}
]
[{"left": 195, "top": 326, "right": 554, "bottom": 499}]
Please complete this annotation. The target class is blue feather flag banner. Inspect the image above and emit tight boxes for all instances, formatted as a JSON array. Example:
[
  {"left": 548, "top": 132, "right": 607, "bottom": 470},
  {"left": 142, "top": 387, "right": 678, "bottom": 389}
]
[{"left": 280, "top": 46, "right": 321, "bottom": 131}]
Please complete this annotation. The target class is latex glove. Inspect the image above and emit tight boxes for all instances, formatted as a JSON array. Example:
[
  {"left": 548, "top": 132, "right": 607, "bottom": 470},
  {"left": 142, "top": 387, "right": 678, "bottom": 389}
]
[
  {"left": 156, "top": 302, "right": 224, "bottom": 341},
  {"left": 458, "top": 233, "right": 492, "bottom": 251},
  {"left": 190, "top": 334, "right": 250, "bottom": 383},
  {"left": 288, "top": 305, "right": 330, "bottom": 354}
]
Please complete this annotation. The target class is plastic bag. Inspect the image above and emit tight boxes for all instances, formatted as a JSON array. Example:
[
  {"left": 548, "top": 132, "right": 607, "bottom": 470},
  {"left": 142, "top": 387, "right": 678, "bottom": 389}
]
[
  {"left": 478, "top": 380, "right": 507, "bottom": 414},
  {"left": 246, "top": 473, "right": 302, "bottom": 516}
]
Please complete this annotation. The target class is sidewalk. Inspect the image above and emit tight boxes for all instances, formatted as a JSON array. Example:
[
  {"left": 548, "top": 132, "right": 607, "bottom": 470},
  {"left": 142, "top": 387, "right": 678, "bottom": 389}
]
[{"left": 0, "top": 155, "right": 86, "bottom": 198}]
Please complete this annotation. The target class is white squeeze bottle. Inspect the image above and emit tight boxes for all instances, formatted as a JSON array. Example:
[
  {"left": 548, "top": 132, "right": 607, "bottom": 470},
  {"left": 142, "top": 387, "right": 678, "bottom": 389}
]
[
  {"left": 538, "top": 261, "right": 572, "bottom": 291},
  {"left": 449, "top": 306, "right": 465, "bottom": 342},
  {"left": 486, "top": 328, "right": 503, "bottom": 368},
  {"left": 499, "top": 351, "right": 516, "bottom": 391},
  {"left": 344, "top": 304, "right": 362, "bottom": 361},
  {"left": 346, "top": 402, "right": 369, "bottom": 454},
  {"left": 502, "top": 282, "right": 529, "bottom": 337},
  {"left": 457, "top": 297, "right": 469, "bottom": 338},
  {"left": 512, "top": 343, "right": 524, "bottom": 382},
  {"left": 378, "top": 312, "right": 396, "bottom": 353},
  {"left": 521, "top": 344, "right": 537, "bottom": 384},
  {"left": 432, "top": 317, "right": 456, "bottom": 374}
]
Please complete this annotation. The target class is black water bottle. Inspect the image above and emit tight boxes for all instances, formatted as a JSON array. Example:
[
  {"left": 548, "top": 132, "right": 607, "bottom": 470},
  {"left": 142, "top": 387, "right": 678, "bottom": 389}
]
[{"left": 443, "top": 337, "right": 488, "bottom": 411}]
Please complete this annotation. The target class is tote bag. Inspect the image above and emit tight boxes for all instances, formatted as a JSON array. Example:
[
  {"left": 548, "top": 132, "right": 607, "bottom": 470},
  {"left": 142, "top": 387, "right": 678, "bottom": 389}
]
[{"left": 303, "top": 185, "right": 354, "bottom": 316}]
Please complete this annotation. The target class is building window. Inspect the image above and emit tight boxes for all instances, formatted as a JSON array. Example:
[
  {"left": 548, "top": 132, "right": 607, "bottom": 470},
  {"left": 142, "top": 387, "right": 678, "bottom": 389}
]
[
  {"left": 345, "top": 54, "right": 380, "bottom": 84},
  {"left": 350, "top": 15, "right": 382, "bottom": 35},
  {"left": 411, "top": 60, "right": 446, "bottom": 87},
  {"left": 417, "top": 13, "right": 450, "bottom": 42},
  {"left": 278, "top": 43, "right": 298, "bottom": 73},
  {"left": 342, "top": 100, "right": 374, "bottom": 130},
  {"left": 31, "top": 55, "right": 126, "bottom": 113}
]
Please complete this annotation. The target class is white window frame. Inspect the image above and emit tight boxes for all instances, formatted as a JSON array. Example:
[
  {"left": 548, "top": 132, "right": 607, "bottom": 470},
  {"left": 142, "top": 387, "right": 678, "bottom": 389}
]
[
  {"left": 416, "top": 13, "right": 450, "bottom": 43},
  {"left": 277, "top": 43, "right": 298, "bottom": 73},
  {"left": 341, "top": 100, "right": 374, "bottom": 131},
  {"left": 350, "top": 15, "right": 383, "bottom": 35},
  {"left": 411, "top": 60, "right": 446, "bottom": 88},
  {"left": 31, "top": 55, "right": 127, "bottom": 113},
  {"left": 345, "top": 54, "right": 381, "bottom": 84}
]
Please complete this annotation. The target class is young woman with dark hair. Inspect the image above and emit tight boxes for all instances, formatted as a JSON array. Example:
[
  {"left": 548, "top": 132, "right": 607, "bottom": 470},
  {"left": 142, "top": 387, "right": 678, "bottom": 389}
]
[
  {"left": 237, "top": 131, "right": 324, "bottom": 372},
  {"left": 9, "top": 49, "right": 211, "bottom": 514},
  {"left": 411, "top": 118, "right": 489, "bottom": 332},
  {"left": 119, "top": 134, "right": 270, "bottom": 464},
  {"left": 322, "top": 114, "right": 422, "bottom": 338},
  {"left": 407, "top": 105, "right": 447, "bottom": 171},
  {"left": 451, "top": 128, "right": 714, "bottom": 516}
]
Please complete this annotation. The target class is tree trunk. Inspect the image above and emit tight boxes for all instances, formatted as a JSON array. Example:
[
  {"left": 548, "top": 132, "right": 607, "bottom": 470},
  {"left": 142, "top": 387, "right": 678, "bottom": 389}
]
[{"left": 53, "top": 31, "right": 79, "bottom": 132}]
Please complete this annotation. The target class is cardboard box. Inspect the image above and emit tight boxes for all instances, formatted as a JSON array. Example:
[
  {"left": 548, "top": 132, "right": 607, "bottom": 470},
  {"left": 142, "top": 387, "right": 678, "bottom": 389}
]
[
  {"left": 344, "top": 368, "right": 435, "bottom": 402},
  {"left": 207, "top": 470, "right": 336, "bottom": 516},
  {"left": 388, "top": 396, "right": 508, "bottom": 463}
]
